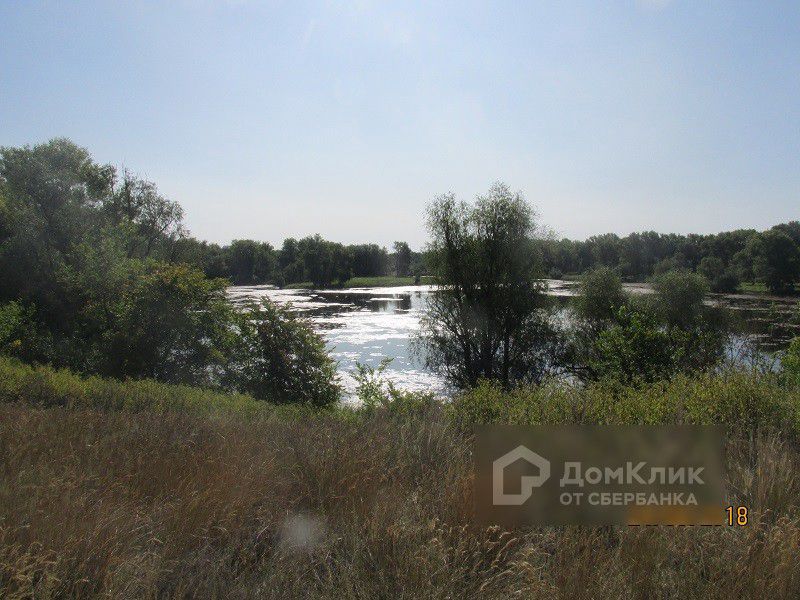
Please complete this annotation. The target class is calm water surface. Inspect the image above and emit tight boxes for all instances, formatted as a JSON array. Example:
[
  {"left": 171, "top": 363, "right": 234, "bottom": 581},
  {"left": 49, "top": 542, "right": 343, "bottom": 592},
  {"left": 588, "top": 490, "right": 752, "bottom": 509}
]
[
  {"left": 228, "top": 281, "right": 799, "bottom": 398},
  {"left": 228, "top": 284, "right": 445, "bottom": 397}
]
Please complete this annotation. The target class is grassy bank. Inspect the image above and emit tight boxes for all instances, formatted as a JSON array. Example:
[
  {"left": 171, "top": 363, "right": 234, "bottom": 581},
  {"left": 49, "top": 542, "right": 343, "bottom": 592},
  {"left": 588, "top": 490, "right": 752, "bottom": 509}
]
[
  {"left": 3, "top": 359, "right": 800, "bottom": 597},
  {"left": 736, "top": 281, "right": 800, "bottom": 297},
  {"left": 0, "top": 356, "right": 266, "bottom": 416}
]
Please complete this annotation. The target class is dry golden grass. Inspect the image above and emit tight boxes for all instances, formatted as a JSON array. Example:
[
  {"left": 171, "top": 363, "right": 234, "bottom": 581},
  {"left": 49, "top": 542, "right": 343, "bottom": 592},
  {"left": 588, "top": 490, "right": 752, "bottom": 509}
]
[{"left": 2, "top": 395, "right": 800, "bottom": 599}]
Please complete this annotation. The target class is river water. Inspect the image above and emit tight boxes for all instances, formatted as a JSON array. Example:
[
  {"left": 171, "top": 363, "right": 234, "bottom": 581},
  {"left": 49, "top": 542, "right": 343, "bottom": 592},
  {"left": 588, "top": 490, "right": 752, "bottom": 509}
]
[{"left": 228, "top": 281, "right": 799, "bottom": 398}]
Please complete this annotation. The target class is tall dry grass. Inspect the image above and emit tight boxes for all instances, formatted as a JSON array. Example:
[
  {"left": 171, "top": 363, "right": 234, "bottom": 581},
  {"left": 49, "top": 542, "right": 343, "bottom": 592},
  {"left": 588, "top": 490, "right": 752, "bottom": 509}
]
[{"left": 2, "top": 358, "right": 800, "bottom": 598}]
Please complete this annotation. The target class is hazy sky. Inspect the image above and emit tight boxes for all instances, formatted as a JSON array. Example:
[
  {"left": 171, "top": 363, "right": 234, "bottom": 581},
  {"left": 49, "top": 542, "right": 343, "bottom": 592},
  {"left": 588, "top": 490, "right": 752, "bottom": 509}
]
[{"left": 1, "top": 1, "right": 798, "bottom": 249}]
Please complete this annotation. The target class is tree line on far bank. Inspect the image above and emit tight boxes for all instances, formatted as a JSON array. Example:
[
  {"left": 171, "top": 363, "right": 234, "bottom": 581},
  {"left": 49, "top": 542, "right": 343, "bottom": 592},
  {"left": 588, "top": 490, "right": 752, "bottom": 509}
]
[
  {"left": 173, "top": 236, "right": 423, "bottom": 288},
  {"left": 540, "top": 223, "right": 800, "bottom": 295},
  {"left": 173, "top": 221, "right": 800, "bottom": 297},
  {"left": 173, "top": 222, "right": 800, "bottom": 295}
]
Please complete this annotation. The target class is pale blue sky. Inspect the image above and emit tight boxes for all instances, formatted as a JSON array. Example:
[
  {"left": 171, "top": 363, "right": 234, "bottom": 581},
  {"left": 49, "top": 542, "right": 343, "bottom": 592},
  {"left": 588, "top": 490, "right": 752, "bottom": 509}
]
[{"left": 1, "top": 1, "right": 798, "bottom": 249}]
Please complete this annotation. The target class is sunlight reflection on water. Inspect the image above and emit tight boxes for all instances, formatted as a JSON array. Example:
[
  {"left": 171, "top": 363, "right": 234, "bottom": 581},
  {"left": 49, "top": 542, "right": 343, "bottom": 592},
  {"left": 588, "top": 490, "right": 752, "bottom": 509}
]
[{"left": 228, "top": 285, "right": 447, "bottom": 398}]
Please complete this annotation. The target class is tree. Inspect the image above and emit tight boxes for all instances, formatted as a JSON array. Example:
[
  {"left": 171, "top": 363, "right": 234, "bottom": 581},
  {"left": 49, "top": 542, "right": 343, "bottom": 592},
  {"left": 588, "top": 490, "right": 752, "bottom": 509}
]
[
  {"left": 226, "top": 299, "right": 340, "bottom": 406},
  {"left": 416, "top": 182, "right": 560, "bottom": 388},
  {"left": 278, "top": 237, "right": 304, "bottom": 285},
  {"left": 697, "top": 256, "right": 739, "bottom": 293},
  {"left": 575, "top": 267, "right": 627, "bottom": 323},
  {"left": 748, "top": 229, "right": 800, "bottom": 294},
  {"left": 588, "top": 233, "right": 622, "bottom": 268},
  {"left": 102, "top": 263, "right": 236, "bottom": 386},
  {"left": 105, "top": 170, "right": 185, "bottom": 259},
  {"left": 650, "top": 270, "right": 709, "bottom": 328},
  {"left": 350, "top": 244, "right": 388, "bottom": 277},
  {"left": 392, "top": 241, "right": 412, "bottom": 277},
  {"left": 330, "top": 243, "right": 353, "bottom": 284},
  {"left": 0, "top": 139, "right": 125, "bottom": 357},
  {"left": 773, "top": 221, "right": 800, "bottom": 247},
  {"left": 226, "top": 239, "right": 277, "bottom": 285}
]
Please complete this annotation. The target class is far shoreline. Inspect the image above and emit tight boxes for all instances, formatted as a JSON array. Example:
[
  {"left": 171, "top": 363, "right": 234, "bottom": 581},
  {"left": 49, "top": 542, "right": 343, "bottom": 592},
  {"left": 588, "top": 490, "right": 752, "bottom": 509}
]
[{"left": 236, "top": 275, "right": 800, "bottom": 302}]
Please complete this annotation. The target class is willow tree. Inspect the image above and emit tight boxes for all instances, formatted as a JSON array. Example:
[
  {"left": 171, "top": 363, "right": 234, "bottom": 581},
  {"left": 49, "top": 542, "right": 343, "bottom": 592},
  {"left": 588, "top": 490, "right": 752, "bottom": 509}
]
[{"left": 416, "top": 182, "right": 560, "bottom": 388}]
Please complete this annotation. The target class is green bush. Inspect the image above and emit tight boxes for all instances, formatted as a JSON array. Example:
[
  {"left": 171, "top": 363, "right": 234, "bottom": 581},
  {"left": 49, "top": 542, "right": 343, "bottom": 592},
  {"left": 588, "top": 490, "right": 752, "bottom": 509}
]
[
  {"left": 650, "top": 269, "right": 709, "bottom": 328},
  {"left": 352, "top": 358, "right": 436, "bottom": 417},
  {"left": 102, "top": 262, "right": 236, "bottom": 386},
  {"left": 588, "top": 306, "right": 725, "bottom": 384},
  {"left": 0, "top": 300, "right": 53, "bottom": 362},
  {"left": 448, "top": 370, "right": 800, "bottom": 437},
  {"left": 574, "top": 267, "right": 627, "bottom": 323},
  {"left": 227, "top": 299, "right": 341, "bottom": 406}
]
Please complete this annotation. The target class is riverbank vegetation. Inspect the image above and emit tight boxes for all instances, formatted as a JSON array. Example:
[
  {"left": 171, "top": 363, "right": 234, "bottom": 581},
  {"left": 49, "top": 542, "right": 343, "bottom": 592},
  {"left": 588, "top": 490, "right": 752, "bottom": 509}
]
[
  {"left": 3, "top": 139, "right": 800, "bottom": 597},
  {"left": 539, "top": 221, "right": 800, "bottom": 295},
  {"left": 415, "top": 185, "right": 733, "bottom": 390},
  {"left": 0, "top": 140, "right": 340, "bottom": 406}
]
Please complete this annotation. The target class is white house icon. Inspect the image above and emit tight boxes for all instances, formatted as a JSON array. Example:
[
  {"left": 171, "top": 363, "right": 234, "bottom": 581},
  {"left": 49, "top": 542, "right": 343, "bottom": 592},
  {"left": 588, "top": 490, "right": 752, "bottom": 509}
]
[{"left": 493, "top": 445, "right": 551, "bottom": 506}]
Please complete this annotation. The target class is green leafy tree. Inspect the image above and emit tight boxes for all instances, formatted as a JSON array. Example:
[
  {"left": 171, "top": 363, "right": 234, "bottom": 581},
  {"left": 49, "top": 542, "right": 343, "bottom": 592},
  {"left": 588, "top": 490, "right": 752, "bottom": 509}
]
[
  {"left": 102, "top": 263, "right": 235, "bottom": 385},
  {"left": 278, "top": 237, "right": 305, "bottom": 284},
  {"left": 748, "top": 229, "right": 800, "bottom": 294},
  {"left": 697, "top": 256, "right": 739, "bottom": 293},
  {"left": 105, "top": 171, "right": 185, "bottom": 259},
  {"left": 350, "top": 244, "right": 388, "bottom": 277},
  {"left": 226, "top": 239, "right": 277, "bottom": 284},
  {"left": 417, "top": 182, "right": 560, "bottom": 387},
  {"left": 298, "top": 235, "right": 335, "bottom": 288},
  {"left": 0, "top": 139, "right": 112, "bottom": 315},
  {"left": 227, "top": 300, "right": 340, "bottom": 406},
  {"left": 575, "top": 267, "right": 627, "bottom": 323},
  {"left": 650, "top": 270, "right": 709, "bottom": 328},
  {"left": 588, "top": 233, "right": 622, "bottom": 268},
  {"left": 773, "top": 221, "right": 800, "bottom": 246},
  {"left": 392, "top": 241, "right": 412, "bottom": 277}
]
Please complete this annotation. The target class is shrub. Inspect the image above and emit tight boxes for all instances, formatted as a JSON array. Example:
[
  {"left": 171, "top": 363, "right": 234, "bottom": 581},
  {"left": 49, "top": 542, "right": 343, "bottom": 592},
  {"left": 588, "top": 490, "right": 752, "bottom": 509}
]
[
  {"left": 352, "top": 358, "right": 436, "bottom": 416},
  {"left": 650, "top": 269, "right": 709, "bottom": 328},
  {"left": 587, "top": 305, "right": 724, "bottom": 384},
  {"left": 227, "top": 299, "right": 341, "bottom": 406},
  {"left": 102, "top": 262, "right": 236, "bottom": 386},
  {"left": 449, "top": 370, "right": 800, "bottom": 437},
  {"left": 698, "top": 256, "right": 740, "bottom": 293},
  {"left": 574, "top": 267, "right": 627, "bottom": 323}
]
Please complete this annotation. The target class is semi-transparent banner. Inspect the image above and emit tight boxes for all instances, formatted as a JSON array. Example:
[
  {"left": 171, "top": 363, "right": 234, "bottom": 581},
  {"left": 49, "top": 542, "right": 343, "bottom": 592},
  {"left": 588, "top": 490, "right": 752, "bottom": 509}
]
[{"left": 474, "top": 425, "right": 726, "bottom": 526}]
